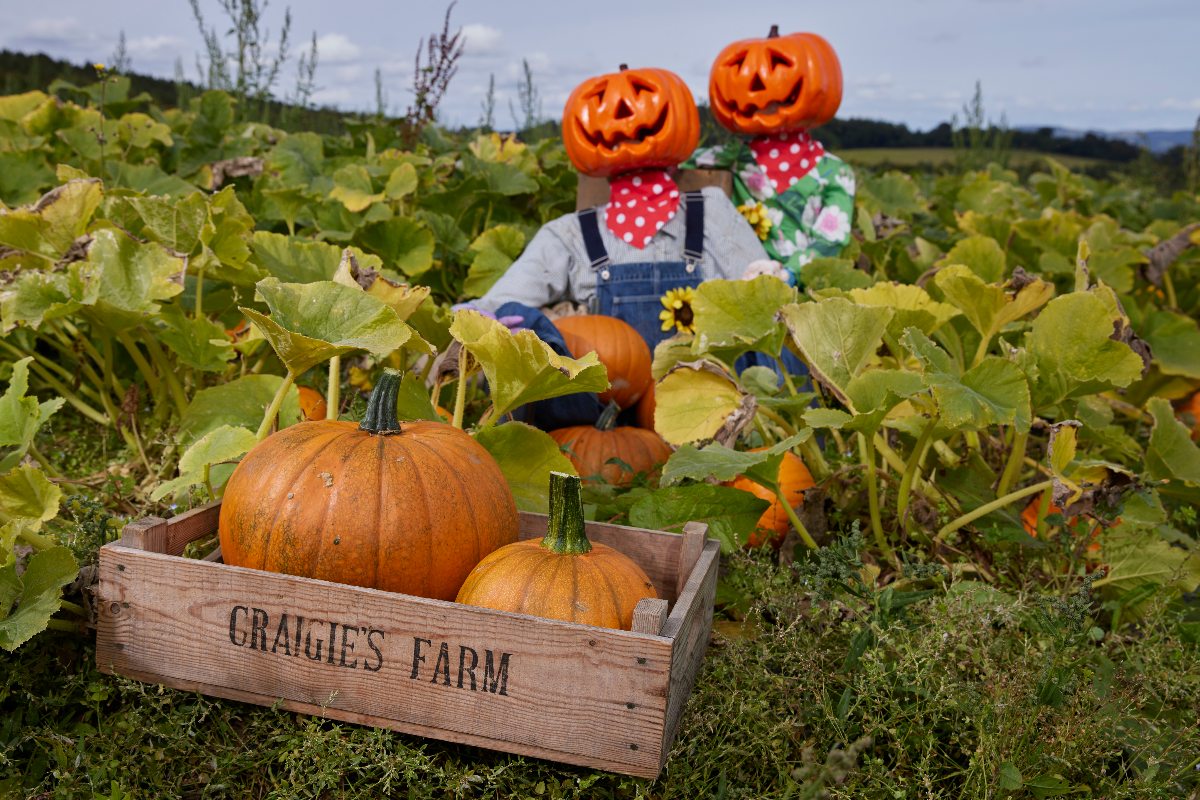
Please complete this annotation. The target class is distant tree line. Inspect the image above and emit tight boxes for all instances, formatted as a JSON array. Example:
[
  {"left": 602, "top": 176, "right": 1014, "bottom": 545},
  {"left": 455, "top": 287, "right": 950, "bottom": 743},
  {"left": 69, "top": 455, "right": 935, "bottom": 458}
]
[{"left": 0, "top": 48, "right": 1174, "bottom": 168}]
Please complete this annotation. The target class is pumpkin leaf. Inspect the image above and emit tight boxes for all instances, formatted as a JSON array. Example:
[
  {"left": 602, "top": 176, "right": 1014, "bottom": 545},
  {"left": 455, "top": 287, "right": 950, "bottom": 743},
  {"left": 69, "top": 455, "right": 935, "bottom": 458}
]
[
  {"left": 1145, "top": 397, "right": 1200, "bottom": 485},
  {"left": 0, "top": 269, "right": 91, "bottom": 332},
  {"left": 654, "top": 360, "right": 750, "bottom": 446},
  {"left": 75, "top": 228, "right": 184, "bottom": 329},
  {"left": 249, "top": 231, "right": 341, "bottom": 284},
  {"left": 660, "top": 433, "right": 811, "bottom": 486},
  {"left": 0, "top": 179, "right": 103, "bottom": 265},
  {"left": 473, "top": 421, "right": 577, "bottom": 512},
  {"left": 847, "top": 282, "right": 959, "bottom": 338},
  {"left": 449, "top": 310, "right": 608, "bottom": 420},
  {"left": 463, "top": 225, "right": 525, "bottom": 298},
  {"left": 177, "top": 375, "right": 301, "bottom": 445},
  {"left": 1026, "top": 291, "right": 1145, "bottom": 408},
  {"left": 0, "top": 358, "right": 64, "bottom": 472},
  {"left": 0, "top": 464, "right": 61, "bottom": 533},
  {"left": 329, "top": 163, "right": 384, "bottom": 212},
  {"left": 332, "top": 255, "right": 430, "bottom": 322},
  {"left": 393, "top": 372, "right": 440, "bottom": 422},
  {"left": 778, "top": 298, "right": 893, "bottom": 408},
  {"left": 628, "top": 484, "right": 769, "bottom": 553},
  {"left": 940, "top": 235, "right": 1008, "bottom": 282},
  {"left": 241, "top": 278, "right": 417, "bottom": 377},
  {"left": 934, "top": 264, "right": 1054, "bottom": 343},
  {"left": 154, "top": 305, "right": 234, "bottom": 373},
  {"left": 150, "top": 424, "right": 258, "bottom": 501},
  {"left": 128, "top": 192, "right": 208, "bottom": 255},
  {"left": 1138, "top": 309, "right": 1200, "bottom": 379},
  {"left": 0, "top": 546, "right": 78, "bottom": 652},
  {"left": 691, "top": 276, "right": 797, "bottom": 357},
  {"left": 356, "top": 218, "right": 435, "bottom": 278},
  {"left": 384, "top": 162, "right": 418, "bottom": 200}
]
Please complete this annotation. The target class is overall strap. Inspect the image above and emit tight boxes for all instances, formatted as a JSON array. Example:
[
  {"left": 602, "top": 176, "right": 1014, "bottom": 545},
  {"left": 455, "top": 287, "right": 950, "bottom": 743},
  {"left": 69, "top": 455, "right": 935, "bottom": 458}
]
[
  {"left": 576, "top": 207, "right": 611, "bottom": 270},
  {"left": 683, "top": 191, "right": 705, "bottom": 267}
]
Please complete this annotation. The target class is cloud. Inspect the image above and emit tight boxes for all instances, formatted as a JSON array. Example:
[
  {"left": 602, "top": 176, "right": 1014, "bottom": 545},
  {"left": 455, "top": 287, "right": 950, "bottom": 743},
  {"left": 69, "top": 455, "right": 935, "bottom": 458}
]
[
  {"left": 461, "top": 24, "right": 502, "bottom": 56},
  {"left": 316, "top": 33, "right": 361, "bottom": 64},
  {"left": 127, "top": 35, "right": 185, "bottom": 57}
]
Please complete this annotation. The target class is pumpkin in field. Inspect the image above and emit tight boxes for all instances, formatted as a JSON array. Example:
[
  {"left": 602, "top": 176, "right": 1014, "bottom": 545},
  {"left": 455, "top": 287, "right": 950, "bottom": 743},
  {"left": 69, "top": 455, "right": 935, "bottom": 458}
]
[
  {"left": 709, "top": 26, "right": 843, "bottom": 136},
  {"left": 562, "top": 65, "right": 700, "bottom": 178},
  {"left": 218, "top": 370, "right": 519, "bottom": 601},
  {"left": 553, "top": 314, "right": 652, "bottom": 410},
  {"left": 297, "top": 386, "right": 328, "bottom": 421},
  {"left": 725, "top": 448, "right": 814, "bottom": 548},
  {"left": 1176, "top": 391, "right": 1200, "bottom": 440},
  {"left": 550, "top": 402, "right": 671, "bottom": 487},
  {"left": 1021, "top": 492, "right": 1103, "bottom": 558},
  {"left": 456, "top": 471, "right": 657, "bottom": 630},
  {"left": 634, "top": 383, "right": 656, "bottom": 431}
]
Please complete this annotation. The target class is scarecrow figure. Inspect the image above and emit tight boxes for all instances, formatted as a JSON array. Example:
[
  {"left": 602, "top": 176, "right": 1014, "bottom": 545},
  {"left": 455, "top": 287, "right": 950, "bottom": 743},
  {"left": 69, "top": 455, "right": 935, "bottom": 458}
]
[
  {"left": 689, "top": 26, "right": 855, "bottom": 284},
  {"left": 468, "top": 65, "right": 770, "bottom": 348}
]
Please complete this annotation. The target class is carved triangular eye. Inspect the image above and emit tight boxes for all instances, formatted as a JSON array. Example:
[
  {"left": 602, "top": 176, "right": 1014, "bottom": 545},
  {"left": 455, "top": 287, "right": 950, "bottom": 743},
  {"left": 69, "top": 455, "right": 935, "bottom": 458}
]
[
  {"left": 725, "top": 50, "right": 748, "bottom": 70},
  {"left": 629, "top": 78, "right": 656, "bottom": 96},
  {"left": 768, "top": 50, "right": 793, "bottom": 70}
]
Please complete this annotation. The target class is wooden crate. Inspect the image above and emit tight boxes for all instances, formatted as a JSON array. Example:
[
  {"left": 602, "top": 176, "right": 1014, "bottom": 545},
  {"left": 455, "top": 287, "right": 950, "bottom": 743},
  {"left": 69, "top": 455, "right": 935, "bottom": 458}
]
[{"left": 95, "top": 502, "right": 718, "bottom": 778}]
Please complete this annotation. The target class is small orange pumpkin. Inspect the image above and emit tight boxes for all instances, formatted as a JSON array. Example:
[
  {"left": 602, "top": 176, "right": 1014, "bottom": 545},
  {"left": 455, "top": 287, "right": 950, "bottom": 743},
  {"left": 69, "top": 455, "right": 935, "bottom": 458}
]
[
  {"left": 549, "top": 402, "right": 672, "bottom": 487},
  {"left": 634, "top": 383, "right": 656, "bottom": 431},
  {"left": 553, "top": 314, "right": 652, "bottom": 410},
  {"left": 218, "top": 370, "right": 519, "bottom": 601},
  {"left": 456, "top": 471, "right": 657, "bottom": 630},
  {"left": 709, "top": 26, "right": 843, "bottom": 136},
  {"left": 562, "top": 65, "right": 700, "bottom": 178},
  {"left": 1020, "top": 492, "right": 1103, "bottom": 559},
  {"left": 1176, "top": 391, "right": 1200, "bottom": 440},
  {"left": 725, "top": 448, "right": 814, "bottom": 548},
  {"left": 297, "top": 386, "right": 328, "bottom": 421}
]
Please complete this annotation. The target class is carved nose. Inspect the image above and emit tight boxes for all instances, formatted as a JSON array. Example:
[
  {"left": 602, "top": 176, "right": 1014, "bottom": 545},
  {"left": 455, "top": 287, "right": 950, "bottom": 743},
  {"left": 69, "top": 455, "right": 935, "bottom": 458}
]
[
  {"left": 750, "top": 73, "right": 766, "bottom": 92},
  {"left": 615, "top": 99, "right": 633, "bottom": 119}
]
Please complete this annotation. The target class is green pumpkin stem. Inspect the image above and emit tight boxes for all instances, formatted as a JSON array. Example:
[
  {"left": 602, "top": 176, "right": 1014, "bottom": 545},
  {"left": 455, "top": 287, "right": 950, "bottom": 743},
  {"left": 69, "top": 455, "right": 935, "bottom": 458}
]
[
  {"left": 359, "top": 368, "right": 403, "bottom": 435},
  {"left": 596, "top": 400, "right": 622, "bottom": 432},
  {"left": 543, "top": 471, "right": 591, "bottom": 555}
]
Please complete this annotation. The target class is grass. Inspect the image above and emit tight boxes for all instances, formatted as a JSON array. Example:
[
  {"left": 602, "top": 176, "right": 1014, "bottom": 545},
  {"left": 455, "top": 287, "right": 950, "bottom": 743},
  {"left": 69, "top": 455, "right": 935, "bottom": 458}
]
[
  {"left": 3, "top": 535, "right": 1197, "bottom": 799},
  {"left": 839, "top": 148, "right": 1104, "bottom": 170}
]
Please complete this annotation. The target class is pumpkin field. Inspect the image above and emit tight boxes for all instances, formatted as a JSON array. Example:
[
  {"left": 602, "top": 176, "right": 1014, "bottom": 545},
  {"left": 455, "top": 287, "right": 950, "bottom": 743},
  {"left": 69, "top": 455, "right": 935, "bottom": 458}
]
[{"left": 1, "top": 50, "right": 1199, "bottom": 800}]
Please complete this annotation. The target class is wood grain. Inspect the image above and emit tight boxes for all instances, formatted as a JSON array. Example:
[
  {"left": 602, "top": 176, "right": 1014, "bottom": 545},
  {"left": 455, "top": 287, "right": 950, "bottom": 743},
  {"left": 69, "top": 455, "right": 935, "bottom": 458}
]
[
  {"left": 160, "top": 500, "right": 222, "bottom": 555},
  {"left": 677, "top": 522, "right": 707, "bottom": 599},
  {"left": 575, "top": 170, "right": 734, "bottom": 211},
  {"left": 97, "top": 544, "right": 674, "bottom": 773},
  {"left": 120, "top": 516, "right": 167, "bottom": 552},
  {"left": 631, "top": 599, "right": 669, "bottom": 636}
]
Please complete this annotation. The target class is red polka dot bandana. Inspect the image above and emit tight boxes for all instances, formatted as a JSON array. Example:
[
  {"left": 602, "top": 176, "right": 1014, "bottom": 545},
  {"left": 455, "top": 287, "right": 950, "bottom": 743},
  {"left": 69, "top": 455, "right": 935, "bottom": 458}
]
[
  {"left": 606, "top": 170, "right": 680, "bottom": 249},
  {"left": 748, "top": 131, "right": 825, "bottom": 195}
]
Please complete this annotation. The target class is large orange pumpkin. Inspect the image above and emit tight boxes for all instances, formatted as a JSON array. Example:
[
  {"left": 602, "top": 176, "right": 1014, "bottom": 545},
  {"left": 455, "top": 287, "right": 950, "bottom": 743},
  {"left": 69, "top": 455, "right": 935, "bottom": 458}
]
[
  {"left": 562, "top": 65, "right": 700, "bottom": 178},
  {"left": 218, "top": 370, "right": 519, "bottom": 601},
  {"left": 553, "top": 314, "right": 652, "bottom": 410},
  {"left": 709, "top": 26, "right": 843, "bottom": 136},
  {"left": 549, "top": 403, "right": 672, "bottom": 487},
  {"left": 725, "top": 448, "right": 814, "bottom": 548},
  {"left": 456, "top": 471, "right": 657, "bottom": 630}
]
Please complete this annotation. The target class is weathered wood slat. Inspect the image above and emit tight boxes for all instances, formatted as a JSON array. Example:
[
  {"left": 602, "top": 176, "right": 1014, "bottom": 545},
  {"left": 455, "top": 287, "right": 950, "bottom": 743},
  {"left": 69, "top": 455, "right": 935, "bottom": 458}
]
[{"left": 96, "top": 504, "right": 716, "bottom": 777}]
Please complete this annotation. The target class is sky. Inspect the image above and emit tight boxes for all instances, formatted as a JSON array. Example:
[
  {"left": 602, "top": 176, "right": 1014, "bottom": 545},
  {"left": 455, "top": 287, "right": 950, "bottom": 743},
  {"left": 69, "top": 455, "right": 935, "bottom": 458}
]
[{"left": 2, "top": 0, "right": 1198, "bottom": 133}]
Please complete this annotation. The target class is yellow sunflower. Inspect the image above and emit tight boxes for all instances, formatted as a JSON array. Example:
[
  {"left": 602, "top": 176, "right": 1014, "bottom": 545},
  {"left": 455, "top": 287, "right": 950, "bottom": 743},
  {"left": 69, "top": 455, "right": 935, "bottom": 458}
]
[
  {"left": 659, "top": 286, "right": 697, "bottom": 334},
  {"left": 737, "top": 201, "right": 772, "bottom": 241}
]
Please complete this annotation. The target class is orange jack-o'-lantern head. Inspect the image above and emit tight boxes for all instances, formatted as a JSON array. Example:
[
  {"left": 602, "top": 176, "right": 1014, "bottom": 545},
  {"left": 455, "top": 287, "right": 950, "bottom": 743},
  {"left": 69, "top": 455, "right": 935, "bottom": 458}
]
[
  {"left": 562, "top": 65, "right": 700, "bottom": 178},
  {"left": 709, "top": 26, "right": 843, "bottom": 136}
]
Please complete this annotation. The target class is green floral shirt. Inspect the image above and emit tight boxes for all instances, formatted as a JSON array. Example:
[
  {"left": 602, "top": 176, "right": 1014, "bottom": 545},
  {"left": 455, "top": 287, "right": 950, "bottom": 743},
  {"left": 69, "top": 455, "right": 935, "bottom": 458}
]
[{"left": 687, "top": 138, "right": 856, "bottom": 281}]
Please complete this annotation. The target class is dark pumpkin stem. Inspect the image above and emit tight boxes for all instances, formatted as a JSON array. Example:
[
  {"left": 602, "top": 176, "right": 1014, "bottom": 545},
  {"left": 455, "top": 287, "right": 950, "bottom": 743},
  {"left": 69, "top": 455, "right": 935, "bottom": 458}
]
[
  {"left": 360, "top": 368, "right": 403, "bottom": 435},
  {"left": 596, "top": 400, "right": 621, "bottom": 432},
  {"left": 618, "top": 63, "right": 628, "bottom": 71},
  {"left": 768, "top": 24, "right": 779, "bottom": 38},
  {"left": 543, "top": 471, "right": 591, "bottom": 555}
]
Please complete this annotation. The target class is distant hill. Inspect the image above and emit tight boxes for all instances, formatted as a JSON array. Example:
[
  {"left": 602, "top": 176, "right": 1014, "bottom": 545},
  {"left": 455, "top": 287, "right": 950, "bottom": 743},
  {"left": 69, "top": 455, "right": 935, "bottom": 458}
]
[{"left": 1018, "top": 126, "right": 1194, "bottom": 154}]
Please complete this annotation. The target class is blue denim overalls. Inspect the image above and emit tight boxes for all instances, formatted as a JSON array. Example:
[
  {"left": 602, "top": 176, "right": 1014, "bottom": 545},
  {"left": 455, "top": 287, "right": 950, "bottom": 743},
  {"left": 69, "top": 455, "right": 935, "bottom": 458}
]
[
  {"left": 578, "top": 190, "right": 706, "bottom": 349},
  {"left": 500, "top": 191, "right": 707, "bottom": 429}
]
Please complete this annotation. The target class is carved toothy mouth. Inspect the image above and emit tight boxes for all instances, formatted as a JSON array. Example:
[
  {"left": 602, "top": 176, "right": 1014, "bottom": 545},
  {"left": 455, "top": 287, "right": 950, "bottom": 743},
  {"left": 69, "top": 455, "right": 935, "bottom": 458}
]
[
  {"left": 723, "top": 77, "right": 804, "bottom": 119},
  {"left": 577, "top": 105, "right": 670, "bottom": 151}
]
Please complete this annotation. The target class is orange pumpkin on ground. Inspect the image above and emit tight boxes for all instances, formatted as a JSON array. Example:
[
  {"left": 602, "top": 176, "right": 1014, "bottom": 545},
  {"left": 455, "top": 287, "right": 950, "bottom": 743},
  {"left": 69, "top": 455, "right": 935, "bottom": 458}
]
[
  {"left": 725, "top": 449, "right": 814, "bottom": 548},
  {"left": 1020, "top": 491, "right": 1102, "bottom": 557},
  {"left": 634, "top": 383, "right": 656, "bottom": 431},
  {"left": 297, "top": 386, "right": 328, "bottom": 421},
  {"left": 553, "top": 314, "right": 652, "bottom": 410},
  {"left": 562, "top": 65, "right": 700, "bottom": 178},
  {"left": 218, "top": 370, "right": 518, "bottom": 601},
  {"left": 456, "top": 471, "right": 657, "bottom": 630},
  {"left": 549, "top": 402, "right": 672, "bottom": 487},
  {"left": 709, "top": 26, "right": 843, "bottom": 136},
  {"left": 1175, "top": 391, "right": 1200, "bottom": 440}
]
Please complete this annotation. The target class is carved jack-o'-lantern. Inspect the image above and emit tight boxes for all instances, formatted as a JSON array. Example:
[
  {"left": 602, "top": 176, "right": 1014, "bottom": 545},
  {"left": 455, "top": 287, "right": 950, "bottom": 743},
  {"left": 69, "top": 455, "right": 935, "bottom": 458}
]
[
  {"left": 562, "top": 65, "right": 700, "bottom": 178},
  {"left": 709, "top": 26, "right": 843, "bottom": 136}
]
